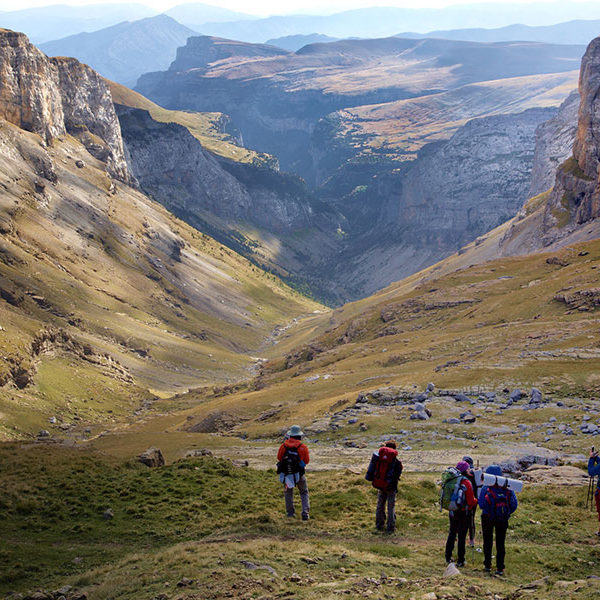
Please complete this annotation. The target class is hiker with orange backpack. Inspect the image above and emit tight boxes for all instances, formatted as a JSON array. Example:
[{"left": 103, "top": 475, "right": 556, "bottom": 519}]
[
  {"left": 478, "top": 465, "right": 518, "bottom": 575},
  {"left": 277, "top": 424, "right": 310, "bottom": 520},
  {"left": 365, "top": 440, "right": 403, "bottom": 532},
  {"left": 442, "top": 461, "right": 477, "bottom": 567}
]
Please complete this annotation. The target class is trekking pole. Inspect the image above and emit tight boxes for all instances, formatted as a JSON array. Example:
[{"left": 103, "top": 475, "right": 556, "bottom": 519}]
[{"left": 587, "top": 475, "right": 594, "bottom": 510}]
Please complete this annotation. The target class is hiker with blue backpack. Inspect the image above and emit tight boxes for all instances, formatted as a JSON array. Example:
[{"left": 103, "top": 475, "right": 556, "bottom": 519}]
[
  {"left": 277, "top": 424, "right": 310, "bottom": 520},
  {"left": 441, "top": 461, "right": 477, "bottom": 567},
  {"left": 478, "top": 465, "right": 518, "bottom": 575},
  {"left": 365, "top": 440, "right": 403, "bottom": 532}
]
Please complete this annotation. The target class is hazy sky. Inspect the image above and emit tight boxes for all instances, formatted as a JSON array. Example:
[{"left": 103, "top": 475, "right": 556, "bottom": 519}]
[{"left": 0, "top": 0, "right": 592, "bottom": 17}]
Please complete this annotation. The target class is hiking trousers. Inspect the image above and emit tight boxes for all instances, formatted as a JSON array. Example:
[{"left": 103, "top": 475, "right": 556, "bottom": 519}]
[
  {"left": 375, "top": 490, "right": 396, "bottom": 531},
  {"left": 468, "top": 505, "right": 477, "bottom": 544},
  {"left": 445, "top": 510, "right": 469, "bottom": 564},
  {"left": 595, "top": 489, "right": 600, "bottom": 523},
  {"left": 481, "top": 513, "right": 508, "bottom": 571},
  {"left": 284, "top": 474, "right": 310, "bottom": 518}
]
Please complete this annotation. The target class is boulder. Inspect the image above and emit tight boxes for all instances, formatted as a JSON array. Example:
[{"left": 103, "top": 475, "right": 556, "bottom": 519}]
[
  {"left": 453, "top": 394, "right": 470, "bottom": 402},
  {"left": 530, "top": 388, "right": 543, "bottom": 404},
  {"left": 138, "top": 447, "right": 165, "bottom": 467},
  {"left": 510, "top": 389, "right": 525, "bottom": 402}
]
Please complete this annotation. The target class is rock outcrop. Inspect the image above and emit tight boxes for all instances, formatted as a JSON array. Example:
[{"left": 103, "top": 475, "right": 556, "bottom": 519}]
[
  {"left": 528, "top": 90, "right": 579, "bottom": 198},
  {"left": 0, "top": 29, "right": 130, "bottom": 182},
  {"left": 541, "top": 38, "right": 600, "bottom": 242}
]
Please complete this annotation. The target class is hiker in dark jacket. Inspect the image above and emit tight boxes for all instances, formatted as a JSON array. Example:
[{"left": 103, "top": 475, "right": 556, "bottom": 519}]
[
  {"left": 365, "top": 440, "right": 403, "bottom": 532},
  {"left": 463, "top": 455, "right": 478, "bottom": 547},
  {"left": 445, "top": 461, "right": 477, "bottom": 567},
  {"left": 277, "top": 424, "right": 310, "bottom": 520},
  {"left": 478, "top": 465, "right": 518, "bottom": 575},
  {"left": 589, "top": 450, "right": 600, "bottom": 536}
]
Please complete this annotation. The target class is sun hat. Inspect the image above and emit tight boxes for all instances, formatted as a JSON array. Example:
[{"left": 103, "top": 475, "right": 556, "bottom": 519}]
[{"left": 288, "top": 424, "right": 304, "bottom": 438}]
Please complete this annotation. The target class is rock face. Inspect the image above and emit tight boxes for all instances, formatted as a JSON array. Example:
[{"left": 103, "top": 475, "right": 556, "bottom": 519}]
[
  {"left": 528, "top": 90, "right": 579, "bottom": 197},
  {"left": 117, "top": 106, "right": 316, "bottom": 232},
  {"left": 388, "top": 108, "right": 556, "bottom": 247},
  {"left": 0, "top": 29, "right": 130, "bottom": 182},
  {"left": 542, "top": 37, "right": 600, "bottom": 242}
]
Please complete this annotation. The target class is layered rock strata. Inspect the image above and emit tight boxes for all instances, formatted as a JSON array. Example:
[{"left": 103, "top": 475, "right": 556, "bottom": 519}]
[{"left": 0, "top": 29, "right": 130, "bottom": 182}]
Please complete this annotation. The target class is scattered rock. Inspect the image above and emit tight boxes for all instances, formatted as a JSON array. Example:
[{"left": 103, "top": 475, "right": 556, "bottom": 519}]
[
  {"left": 75, "top": 159, "right": 85, "bottom": 168},
  {"left": 102, "top": 508, "right": 113, "bottom": 520},
  {"left": 138, "top": 447, "right": 165, "bottom": 468},
  {"left": 426, "top": 382, "right": 435, "bottom": 392},
  {"left": 176, "top": 578, "right": 194, "bottom": 588},
  {"left": 530, "top": 388, "right": 543, "bottom": 404},
  {"left": 185, "top": 448, "right": 213, "bottom": 457},
  {"left": 37, "top": 430, "right": 50, "bottom": 438},
  {"left": 443, "top": 562, "right": 460, "bottom": 577}
]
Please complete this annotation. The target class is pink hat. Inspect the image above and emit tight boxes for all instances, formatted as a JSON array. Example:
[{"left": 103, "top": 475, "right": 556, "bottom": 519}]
[{"left": 456, "top": 461, "right": 470, "bottom": 473}]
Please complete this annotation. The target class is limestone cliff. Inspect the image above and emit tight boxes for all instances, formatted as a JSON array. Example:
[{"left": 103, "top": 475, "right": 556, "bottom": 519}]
[
  {"left": 0, "top": 29, "right": 130, "bottom": 182},
  {"left": 528, "top": 90, "right": 579, "bottom": 198},
  {"left": 541, "top": 38, "right": 600, "bottom": 243}
]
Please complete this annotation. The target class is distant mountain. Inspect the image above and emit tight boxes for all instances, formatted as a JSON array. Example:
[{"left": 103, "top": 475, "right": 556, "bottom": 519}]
[
  {"left": 0, "top": 3, "right": 156, "bottom": 43},
  {"left": 165, "top": 3, "right": 256, "bottom": 30},
  {"left": 40, "top": 15, "right": 196, "bottom": 88},
  {"left": 265, "top": 34, "right": 339, "bottom": 52},
  {"left": 398, "top": 19, "right": 600, "bottom": 46},
  {"left": 191, "top": 3, "right": 600, "bottom": 44}
]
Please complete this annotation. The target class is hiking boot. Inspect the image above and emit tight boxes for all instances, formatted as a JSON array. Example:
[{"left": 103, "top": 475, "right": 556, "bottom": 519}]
[
  {"left": 495, "top": 570, "right": 504, "bottom": 576},
  {"left": 456, "top": 561, "right": 465, "bottom": 568},
  {"left": 302, "top": 514, "right": 309, "bottom": 521},
  {"left": 286, "top": 513, "right": 295, "bottom": 518},
  {"left": 484, "top": 568, "right": 491, "bottom": 574}
]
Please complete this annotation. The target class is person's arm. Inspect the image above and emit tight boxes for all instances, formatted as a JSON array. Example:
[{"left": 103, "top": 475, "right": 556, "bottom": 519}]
[
  {"left": 588, "top": 455, "right": 600, "bottom": 477},
  {"left": 464, "top": 479, "right": 477, "bottom": 508},
  {"left": 277, "top": 444, "right": 286, "bottom": 461},
  {"left": 397, "top": 459, "right": 403, "bottom": 478},
  {"left": 300, "top": 444, "right": 310, "bottom": 465},
  {"left": 478, "top": 486, "right": 490, "bottom": 511},
  {"left": 509, "top": 490, "right": 518, "bottom": 514},
  {"left": 365, "top": 453, "right": 378, "bottom": 481}
]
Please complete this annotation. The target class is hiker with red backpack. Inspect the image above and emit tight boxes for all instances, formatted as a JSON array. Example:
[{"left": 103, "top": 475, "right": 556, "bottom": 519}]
[
  {"left": 277, "top": 424, "right": 310, "bottom": 520},
  {"left": 442, "top": 461, "right": 477, "bottom": 567},
  {"left": 478, "top": 465, "right": 518, "bottom": 575},
  {"left": 365, "top": 440, "right": 403, "bottom": 532}
]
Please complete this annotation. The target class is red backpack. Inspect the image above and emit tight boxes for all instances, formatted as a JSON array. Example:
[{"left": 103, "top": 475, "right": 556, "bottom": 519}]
[{"left": 373, "top": 447, "right": 398, "bottom": 490}]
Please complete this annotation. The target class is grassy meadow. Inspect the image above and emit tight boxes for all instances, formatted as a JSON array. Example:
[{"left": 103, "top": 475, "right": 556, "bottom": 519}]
[{"left": 1, "top": 444, "right": 599, "bottom": 600}]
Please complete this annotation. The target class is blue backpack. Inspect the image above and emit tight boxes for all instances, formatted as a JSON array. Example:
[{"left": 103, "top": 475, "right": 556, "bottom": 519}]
[{"left": 485, "top": 486, "right": 510, "bottom": 522}]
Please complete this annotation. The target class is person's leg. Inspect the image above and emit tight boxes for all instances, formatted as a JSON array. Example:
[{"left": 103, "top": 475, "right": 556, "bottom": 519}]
[
  {"left": 298, "top": 475, "right": 310, "bottom": 519},
  {"left": 595, "top": 489, "right": 600, "bottom": 533},
  {"left": 481, "top": 513, "right": 494, "bottom": 570},
  {"left": 284, "top": 485, "right": 295, "bottom": 517},
  {"left": 445, "top": 514, "right": 458, "bottom": 563},
  {"left": 468, "top": 506, "right": 476, "bottom": 546},
  {"left": 386, "top": 491, "right": 397, "bottom": 532},
  {"left": 456, "top": 511, "right": 468, "bottom": 565},
  {"left": 495, "top": 520, "right": 508, "bottom": 572},
  {"left": 376, "top": 490, "right": 387, "bottom": 530}
]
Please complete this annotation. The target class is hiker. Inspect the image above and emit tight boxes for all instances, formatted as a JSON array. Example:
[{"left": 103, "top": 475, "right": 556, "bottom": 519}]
[
  {"left": 589, "top": 449, "right": 600, "bottom": 536},
  {"left": 463, "top": 455, "right": 478, "bottom": 547},
  {"left": 365, "top": 439, "right": 403, "bottom": 532},
  {"left": 478, "top": 465, "right": 518, "bottom": 575},
  {"left": 443, "top": 461, "right": 477, "bottom": 567},
  {"left": 277, "top": 424, "right": 310, "bottom": 520}
]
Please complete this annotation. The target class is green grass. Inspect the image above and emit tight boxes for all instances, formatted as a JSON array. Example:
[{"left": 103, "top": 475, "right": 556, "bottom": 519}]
[{"left": 2, "top": 444, "right": 599, "bottom": 599}]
